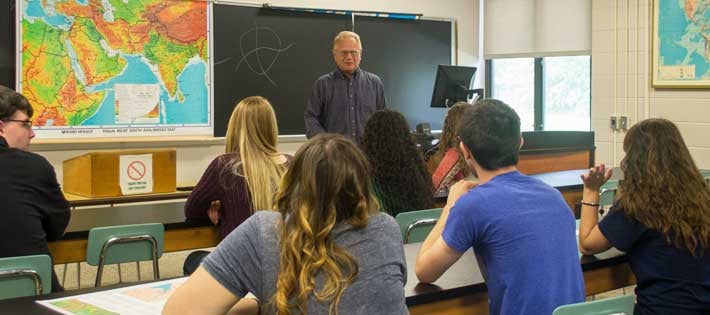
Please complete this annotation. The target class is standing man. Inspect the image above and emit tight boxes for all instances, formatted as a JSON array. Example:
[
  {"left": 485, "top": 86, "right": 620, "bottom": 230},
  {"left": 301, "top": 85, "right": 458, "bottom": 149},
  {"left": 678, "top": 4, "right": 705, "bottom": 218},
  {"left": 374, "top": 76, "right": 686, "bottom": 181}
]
[
  {"left": 415, "top": 99, "right": 585, "bottom": 315},
  {"left": 0, "top": 85, "right": 70, "bottom": 292},
  {"left": 304, "top": 31, "right": 387, "bottom": 142}
]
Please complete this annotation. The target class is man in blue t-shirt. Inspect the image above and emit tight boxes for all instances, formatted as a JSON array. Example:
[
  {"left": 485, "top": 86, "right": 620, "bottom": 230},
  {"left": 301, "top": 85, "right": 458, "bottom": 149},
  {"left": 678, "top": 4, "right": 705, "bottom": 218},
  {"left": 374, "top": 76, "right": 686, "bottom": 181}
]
[{"left": 415, "top": 99, "right": 585, "bottom": 315}]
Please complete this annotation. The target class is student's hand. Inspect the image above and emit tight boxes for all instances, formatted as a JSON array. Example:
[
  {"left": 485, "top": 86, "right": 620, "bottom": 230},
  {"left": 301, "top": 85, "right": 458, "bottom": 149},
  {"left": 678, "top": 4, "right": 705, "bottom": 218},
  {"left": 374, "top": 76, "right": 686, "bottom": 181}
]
[
  {"left": 208, "top": 200, "right": 222, "bottom": 225},
  {"left": 580, "top": 164, "right": 612, "bottom": 191},
  {"left": 446, "top": 180, "right": 477, "bottom": 207}
]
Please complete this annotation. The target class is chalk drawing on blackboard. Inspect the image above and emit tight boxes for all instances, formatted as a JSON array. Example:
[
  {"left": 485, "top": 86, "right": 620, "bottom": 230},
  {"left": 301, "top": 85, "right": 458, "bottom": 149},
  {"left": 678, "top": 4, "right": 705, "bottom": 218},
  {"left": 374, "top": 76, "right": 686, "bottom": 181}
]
[{"left": 215, "top": 25, "right": 294, "bottom": 87}]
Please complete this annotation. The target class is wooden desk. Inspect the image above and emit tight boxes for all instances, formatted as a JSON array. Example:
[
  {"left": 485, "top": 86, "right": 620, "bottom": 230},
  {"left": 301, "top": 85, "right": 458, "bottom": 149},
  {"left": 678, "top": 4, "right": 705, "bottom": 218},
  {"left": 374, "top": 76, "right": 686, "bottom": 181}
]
[{"left": 1, "top": 242, "right": 634, "bottom": 314}]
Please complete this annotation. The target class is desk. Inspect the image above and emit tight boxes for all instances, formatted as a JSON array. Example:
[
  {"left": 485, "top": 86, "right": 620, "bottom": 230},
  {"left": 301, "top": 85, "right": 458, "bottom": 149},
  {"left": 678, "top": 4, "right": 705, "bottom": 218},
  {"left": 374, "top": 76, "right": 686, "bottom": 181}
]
[{"left": 0, "top": 242, "right": 634, "bottom": 314}]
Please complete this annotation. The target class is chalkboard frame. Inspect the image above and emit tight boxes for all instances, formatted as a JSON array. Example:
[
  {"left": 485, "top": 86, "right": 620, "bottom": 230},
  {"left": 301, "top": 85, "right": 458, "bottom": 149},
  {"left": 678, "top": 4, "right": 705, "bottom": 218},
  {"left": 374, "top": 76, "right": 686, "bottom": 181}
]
[{"left": 211, "top": 2, "right": 456, "bottom": 137}]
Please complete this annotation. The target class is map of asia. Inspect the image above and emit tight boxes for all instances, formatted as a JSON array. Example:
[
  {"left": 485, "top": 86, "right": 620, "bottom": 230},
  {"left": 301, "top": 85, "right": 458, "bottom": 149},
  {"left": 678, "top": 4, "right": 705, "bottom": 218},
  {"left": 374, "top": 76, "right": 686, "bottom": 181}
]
[{"left": 19, "top": 0, "right": 211, "bottom": 138}]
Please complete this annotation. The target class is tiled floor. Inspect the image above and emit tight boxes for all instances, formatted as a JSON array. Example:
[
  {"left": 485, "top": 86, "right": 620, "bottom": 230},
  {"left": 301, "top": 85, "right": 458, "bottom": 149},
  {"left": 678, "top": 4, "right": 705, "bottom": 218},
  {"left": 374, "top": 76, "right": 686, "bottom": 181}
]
[{"left": 55, "top": 248, "right": 210, "bottom": 290}]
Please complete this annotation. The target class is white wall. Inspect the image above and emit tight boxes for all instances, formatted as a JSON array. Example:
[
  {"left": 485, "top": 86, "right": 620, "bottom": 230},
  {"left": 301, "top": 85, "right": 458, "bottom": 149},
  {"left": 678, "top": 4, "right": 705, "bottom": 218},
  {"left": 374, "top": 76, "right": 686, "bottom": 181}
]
[
  {"left": 32, "top": 0, "right": 480, "bottom": 186},
  {"left": 592, "top": 0, "right": 710, "bottom": 169}
]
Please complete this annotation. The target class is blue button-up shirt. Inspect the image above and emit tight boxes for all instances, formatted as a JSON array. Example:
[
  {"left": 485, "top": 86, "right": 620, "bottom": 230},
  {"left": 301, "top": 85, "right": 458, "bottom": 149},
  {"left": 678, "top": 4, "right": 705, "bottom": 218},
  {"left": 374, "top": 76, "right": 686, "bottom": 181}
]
[{"left": 304, "top": 68, "right": 387, "bottom": 143}]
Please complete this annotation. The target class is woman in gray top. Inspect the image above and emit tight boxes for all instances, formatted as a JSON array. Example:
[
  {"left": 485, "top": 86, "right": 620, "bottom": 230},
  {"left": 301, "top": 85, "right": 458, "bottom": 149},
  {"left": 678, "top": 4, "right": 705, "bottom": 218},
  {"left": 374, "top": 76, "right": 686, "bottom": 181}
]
[{"left": 163, "top": 134, "right": 408, "bottom": 315}]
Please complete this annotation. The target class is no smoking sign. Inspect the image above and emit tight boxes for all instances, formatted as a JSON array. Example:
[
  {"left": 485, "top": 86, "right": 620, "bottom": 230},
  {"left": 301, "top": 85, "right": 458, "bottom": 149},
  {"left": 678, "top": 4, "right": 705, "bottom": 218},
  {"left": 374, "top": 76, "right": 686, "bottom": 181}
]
[{"left": 119, "top": 154, "right": 154, "bottom": 195}]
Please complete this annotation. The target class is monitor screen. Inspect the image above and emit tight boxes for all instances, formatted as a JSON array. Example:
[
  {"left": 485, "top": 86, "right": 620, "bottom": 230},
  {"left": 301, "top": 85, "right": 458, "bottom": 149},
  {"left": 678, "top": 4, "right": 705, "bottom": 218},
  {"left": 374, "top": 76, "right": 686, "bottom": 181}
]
[{"left": 430, "top": 65, "right": 477, "bottom": 108}]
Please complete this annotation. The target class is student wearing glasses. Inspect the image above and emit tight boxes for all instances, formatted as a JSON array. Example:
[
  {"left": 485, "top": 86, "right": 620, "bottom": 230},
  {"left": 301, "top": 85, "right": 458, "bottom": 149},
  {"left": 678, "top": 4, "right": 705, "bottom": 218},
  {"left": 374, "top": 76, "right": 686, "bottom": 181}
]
[
  {"left": 0, "top": 85, "right": 70, "bottom": 292},
  {"left": 304, "top": 31, "right": 387, "bottom": 143}
]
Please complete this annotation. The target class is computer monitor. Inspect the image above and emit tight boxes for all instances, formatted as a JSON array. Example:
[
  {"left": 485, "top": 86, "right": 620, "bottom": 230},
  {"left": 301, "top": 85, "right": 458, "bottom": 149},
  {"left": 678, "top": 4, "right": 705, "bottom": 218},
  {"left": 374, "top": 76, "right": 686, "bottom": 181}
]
[{"left": 430, "top": 65, "right": 477, "bottom": 108}]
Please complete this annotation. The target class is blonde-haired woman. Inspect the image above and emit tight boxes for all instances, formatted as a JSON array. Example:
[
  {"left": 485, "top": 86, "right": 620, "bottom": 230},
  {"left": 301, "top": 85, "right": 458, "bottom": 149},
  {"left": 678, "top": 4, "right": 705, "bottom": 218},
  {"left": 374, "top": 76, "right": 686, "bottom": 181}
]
[
  {"left": 165, "top": 134, "right": 408, "bottom": 315},
  {"left": 579, "top": 118, "right": 710, "bottom": 314},
  {"left": 185, "top": 96, "right": 290, "bottom": 240}
]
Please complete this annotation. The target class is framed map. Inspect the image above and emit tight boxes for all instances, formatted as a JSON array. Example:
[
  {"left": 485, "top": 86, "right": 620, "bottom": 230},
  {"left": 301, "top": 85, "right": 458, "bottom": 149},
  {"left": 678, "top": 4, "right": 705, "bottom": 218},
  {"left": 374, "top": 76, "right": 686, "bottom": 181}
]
[
  {"left": 653, "top": 0, "right": 710, "bottom": 87},
  {"left": 18, "top": 0, "right": 211, "bottom": 139}
]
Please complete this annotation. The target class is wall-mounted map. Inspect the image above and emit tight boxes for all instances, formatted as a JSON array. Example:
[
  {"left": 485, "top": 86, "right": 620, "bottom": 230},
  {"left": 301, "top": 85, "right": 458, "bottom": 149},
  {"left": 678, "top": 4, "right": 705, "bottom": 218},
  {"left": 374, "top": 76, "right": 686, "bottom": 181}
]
[
  {"left": 653, "top": 0, "right": 710, "bottom": 87},
  {"left": 19, "top": 0, "right": 211, "bottom": 138}
]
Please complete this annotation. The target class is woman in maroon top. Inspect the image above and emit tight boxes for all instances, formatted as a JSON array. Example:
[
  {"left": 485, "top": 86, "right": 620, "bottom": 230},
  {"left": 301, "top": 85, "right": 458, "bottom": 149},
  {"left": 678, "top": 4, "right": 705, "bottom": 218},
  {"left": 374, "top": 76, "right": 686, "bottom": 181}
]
[{"left": 185, "top": 96, "right": 290, "bottom": 240}]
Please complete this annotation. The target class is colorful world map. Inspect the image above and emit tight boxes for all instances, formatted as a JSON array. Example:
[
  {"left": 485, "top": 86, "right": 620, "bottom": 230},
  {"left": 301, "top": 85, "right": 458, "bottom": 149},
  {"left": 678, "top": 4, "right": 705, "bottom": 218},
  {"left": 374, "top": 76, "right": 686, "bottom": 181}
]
[
  {"left": 19, "top": 0, "right": 210, "bottom": 138},
  {"left": 656, "top": 0, "right": 710, "bottom": 84}
]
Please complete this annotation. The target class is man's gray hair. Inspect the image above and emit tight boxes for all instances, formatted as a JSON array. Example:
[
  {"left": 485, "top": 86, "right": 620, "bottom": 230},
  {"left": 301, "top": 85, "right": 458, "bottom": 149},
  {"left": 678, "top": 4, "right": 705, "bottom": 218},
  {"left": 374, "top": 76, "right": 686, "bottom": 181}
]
[{"left": 333, "top": 31, "right": 362, "bottom": 49}]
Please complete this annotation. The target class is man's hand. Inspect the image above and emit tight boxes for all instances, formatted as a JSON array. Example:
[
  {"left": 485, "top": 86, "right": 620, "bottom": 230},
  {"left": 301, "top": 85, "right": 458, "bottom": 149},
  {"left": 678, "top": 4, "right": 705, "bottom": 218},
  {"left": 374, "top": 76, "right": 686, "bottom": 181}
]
[{"left": 208, "top": 200, "right": 222, "bottom": 225}]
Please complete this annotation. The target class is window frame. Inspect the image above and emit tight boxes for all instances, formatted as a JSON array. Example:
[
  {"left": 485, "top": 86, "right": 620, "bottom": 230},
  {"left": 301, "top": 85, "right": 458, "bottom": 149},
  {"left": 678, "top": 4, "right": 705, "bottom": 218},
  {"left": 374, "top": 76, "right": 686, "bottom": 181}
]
[{"left": 485, "top": 56, "right": 591, "bottom": 131}]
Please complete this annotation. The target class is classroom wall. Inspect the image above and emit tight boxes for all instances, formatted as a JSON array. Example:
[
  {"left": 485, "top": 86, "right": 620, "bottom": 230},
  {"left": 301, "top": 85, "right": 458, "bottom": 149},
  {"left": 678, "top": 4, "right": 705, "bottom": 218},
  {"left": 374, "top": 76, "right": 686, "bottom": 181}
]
[
  {"left": 592, "top": 0, "right": 710, "bottom": 169},
  {"left": 32, "top": 0, "right": 480, "bottom": 186}
]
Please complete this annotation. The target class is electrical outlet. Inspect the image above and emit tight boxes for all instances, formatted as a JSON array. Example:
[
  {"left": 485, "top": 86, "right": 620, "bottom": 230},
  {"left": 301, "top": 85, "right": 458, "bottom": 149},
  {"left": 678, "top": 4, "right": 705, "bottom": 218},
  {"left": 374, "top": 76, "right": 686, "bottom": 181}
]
[
  {"left": 610, "top": 116, "right": 618, "bottom": 130},
  {"left": 620, "top": 116, "right": 628, "bottom": 130}
]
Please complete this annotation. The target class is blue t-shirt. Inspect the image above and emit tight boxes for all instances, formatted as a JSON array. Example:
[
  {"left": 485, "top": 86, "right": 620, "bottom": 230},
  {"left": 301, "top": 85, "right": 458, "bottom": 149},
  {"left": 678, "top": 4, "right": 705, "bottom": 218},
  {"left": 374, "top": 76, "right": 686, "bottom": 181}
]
[
  {"left": 442, "top": 171, "right": 585, "bottom": 315},
  {"left": 599, "top": 203, "right": 710, "bottom": 315}
]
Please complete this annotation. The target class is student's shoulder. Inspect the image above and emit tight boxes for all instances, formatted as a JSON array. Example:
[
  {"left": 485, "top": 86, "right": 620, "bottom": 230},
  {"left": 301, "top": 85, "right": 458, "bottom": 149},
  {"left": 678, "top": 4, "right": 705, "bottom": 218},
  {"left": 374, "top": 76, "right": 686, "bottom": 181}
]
[{"left": 9, "top": 149, "right": 54, "bottom": 174}]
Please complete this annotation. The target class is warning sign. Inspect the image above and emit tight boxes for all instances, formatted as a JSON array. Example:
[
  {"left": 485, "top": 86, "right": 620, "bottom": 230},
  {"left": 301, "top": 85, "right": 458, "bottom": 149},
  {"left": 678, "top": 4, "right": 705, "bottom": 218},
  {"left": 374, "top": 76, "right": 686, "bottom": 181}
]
[{"left": 119, "top": 154, "right": 154, "bottom": 195}]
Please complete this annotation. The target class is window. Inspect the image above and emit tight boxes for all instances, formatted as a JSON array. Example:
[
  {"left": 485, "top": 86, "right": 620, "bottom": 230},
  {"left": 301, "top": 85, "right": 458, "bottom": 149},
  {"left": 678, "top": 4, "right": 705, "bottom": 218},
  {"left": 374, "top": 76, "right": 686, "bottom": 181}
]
[{"left": 486, "top": 56, "right": 590, "bottom": 131}]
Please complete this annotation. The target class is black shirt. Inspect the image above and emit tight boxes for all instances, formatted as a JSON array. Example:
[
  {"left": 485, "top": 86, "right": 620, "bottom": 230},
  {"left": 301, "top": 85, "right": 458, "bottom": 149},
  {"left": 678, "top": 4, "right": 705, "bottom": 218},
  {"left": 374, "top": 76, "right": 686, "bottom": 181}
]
[
  {"left": 0, "top": 137, "right": 70, "bottom": 291},
  {"left": 599, "top": 203, "right": 710, "bottom": 315},
  {"left": 304, "top": 68, "right": 386, "bottom": 143}
]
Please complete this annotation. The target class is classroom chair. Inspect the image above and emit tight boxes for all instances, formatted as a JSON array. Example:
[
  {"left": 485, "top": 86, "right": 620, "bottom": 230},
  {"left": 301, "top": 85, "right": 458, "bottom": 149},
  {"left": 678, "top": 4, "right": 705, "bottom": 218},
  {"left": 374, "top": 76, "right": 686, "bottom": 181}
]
[
  {"left": 0, "top": 254, "right": 52, "bottom": 299},
  {"left": 395, "top": 208, "right": 442, "bottom": 243},
  {"left": 553, "top": 294, "right": 635, "bottom": 315},
  {"left": 86, "top": 223, "right": 164, "bottom": 287}
]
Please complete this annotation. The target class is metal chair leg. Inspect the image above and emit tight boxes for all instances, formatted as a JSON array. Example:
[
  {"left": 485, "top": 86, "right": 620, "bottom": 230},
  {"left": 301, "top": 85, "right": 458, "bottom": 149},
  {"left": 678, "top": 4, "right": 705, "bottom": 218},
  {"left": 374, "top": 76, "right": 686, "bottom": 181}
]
[
  {"left": 117, "top": 263, "right": 123, "bottom": 283},
  {"left": 77, "top": 263, "right": 81, "bottom": 289},
  {"left": 136, "top": 261, "right": 141, "bottom": 281},
  {"left": 61, "top": 264, "right": 67, "bottom": 287}
]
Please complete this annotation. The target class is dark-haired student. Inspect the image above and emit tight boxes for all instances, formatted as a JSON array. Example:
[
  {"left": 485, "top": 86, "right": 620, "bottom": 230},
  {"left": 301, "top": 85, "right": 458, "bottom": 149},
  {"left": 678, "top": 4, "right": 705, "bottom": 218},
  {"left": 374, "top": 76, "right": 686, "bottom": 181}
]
[
  {"left": 579, "top": 118, "right": 710, "bottom": 315},
  {"left": 416, "top": 99, "right": 584, "bottom": 315},
  {"left": 427, "top": 101, "right": 472, "bottom": 196},
  {"left": 164, "top": 134, "right": 407, "bottom": 315},
  {"left": 0, "top": 85, "right": 70, "bottom": 293},
  {"left": 362, "top": 109, "right": 434, "bottom": 216}
]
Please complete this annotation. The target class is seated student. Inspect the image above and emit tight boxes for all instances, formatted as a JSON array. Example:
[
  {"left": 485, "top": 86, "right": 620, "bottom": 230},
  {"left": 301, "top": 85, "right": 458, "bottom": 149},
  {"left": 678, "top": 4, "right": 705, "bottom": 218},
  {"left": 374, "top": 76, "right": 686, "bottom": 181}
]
[
  {"left": 0, "top": 85, "right": 70, "bottom": 292},
  {"left": 578, "top": 118, "right": 710, "bottom": 315},
  {"left": 185, "top": 96, "right": 290, "bottom": 240},
  {"left": 361, "top": 109, "right": 434, "bottom": 216},
  {"left": 426, "top": 102, "right": 472, "bottom": 196},
  {"left": 164, "top": 134, "right": 408, "bottom": 315},
  {"left": 415, "top": 99, "right": 584, "bottom": 315}
]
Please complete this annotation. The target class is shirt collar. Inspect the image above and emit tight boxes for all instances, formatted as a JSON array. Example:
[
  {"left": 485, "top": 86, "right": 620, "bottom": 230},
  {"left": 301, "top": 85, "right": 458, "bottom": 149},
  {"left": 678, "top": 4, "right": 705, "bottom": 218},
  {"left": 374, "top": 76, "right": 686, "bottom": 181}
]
[{"left": 335, "top": 68, "right": 360, "bottom": 80}]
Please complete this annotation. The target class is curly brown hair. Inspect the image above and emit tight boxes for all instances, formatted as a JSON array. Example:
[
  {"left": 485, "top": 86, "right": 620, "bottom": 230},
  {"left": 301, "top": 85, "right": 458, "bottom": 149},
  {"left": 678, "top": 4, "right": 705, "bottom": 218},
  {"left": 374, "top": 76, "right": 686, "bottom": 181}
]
[
  {"left": 430, "top": 102, "right": 471, "bottom": 174},
  {"left": 618, "top": 118, "right": 710, "bottom": 255},
  {"left": 361, "top": 109, "right": 434, "bottom": 216}
]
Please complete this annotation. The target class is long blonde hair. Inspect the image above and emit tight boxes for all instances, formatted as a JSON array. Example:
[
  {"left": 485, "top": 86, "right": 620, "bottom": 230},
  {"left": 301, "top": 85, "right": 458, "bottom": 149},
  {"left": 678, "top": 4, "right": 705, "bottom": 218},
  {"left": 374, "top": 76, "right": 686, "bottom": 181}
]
[
  {"left": 224, "top": 96, "right": 285, "bottom": 212},
  {"left": 619, "top": 118, "right": 710, "bottom": 255},
  {"left": 272, "top": 134, "right": 380, "bottom": 315}
]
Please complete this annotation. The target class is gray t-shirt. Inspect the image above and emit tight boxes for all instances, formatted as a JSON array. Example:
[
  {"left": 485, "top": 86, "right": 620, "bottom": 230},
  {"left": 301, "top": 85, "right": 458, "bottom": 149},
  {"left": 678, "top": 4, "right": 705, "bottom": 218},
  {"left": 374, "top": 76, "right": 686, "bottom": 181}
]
[{"left": 202, "top": 211, "right": 408, "bottom": 315}]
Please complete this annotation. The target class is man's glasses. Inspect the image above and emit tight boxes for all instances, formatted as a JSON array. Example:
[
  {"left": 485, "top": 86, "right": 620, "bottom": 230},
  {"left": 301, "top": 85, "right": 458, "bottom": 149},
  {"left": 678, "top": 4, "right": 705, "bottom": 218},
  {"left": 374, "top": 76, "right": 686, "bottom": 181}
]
[
  {"left": 336, "top": 50, "right": 361, "bottom": 57},
  {"left": 3, "top": 119, "right": 33, "bottom": 129}
]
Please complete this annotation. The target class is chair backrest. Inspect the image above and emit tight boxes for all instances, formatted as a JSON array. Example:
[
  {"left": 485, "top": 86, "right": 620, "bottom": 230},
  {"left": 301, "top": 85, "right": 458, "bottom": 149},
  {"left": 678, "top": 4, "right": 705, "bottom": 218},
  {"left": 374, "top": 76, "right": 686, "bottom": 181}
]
[
  {"left": 553, "top": 294, "right": 635, "bottom": 315},
  {"left": 0, "top": 254, "right": 52, "bottom": 299},
  {"left": 599, "top": 179, "right": 620, "bottom": 209},
  {"left": 86, "top": 223, "right": 164, "bottom": 266},
  {"left": 701, "top": 169, "right": 710, "bottom": 186},
  {"left": 395, "top": 208, "right": 442, "bottom": 243}
]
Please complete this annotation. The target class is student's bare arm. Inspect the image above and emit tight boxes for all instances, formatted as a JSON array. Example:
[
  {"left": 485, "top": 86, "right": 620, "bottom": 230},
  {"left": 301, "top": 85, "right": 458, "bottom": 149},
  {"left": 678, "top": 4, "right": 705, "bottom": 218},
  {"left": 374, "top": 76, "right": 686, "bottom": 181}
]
[
  {"left": 163, "top": 267, "right": 241, "bottom": 315},
  {"left": 578, "top": 165, "right": 613, "bottom": 255},
  {"left": 415, "top": 180, "right": 475, "bottom": 283}
]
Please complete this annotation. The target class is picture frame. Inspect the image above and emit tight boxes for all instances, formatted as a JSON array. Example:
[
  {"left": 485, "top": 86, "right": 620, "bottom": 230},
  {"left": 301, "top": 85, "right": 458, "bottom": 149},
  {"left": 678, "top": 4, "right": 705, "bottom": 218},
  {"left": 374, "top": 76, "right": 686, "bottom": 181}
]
[{"left": 652, "top": 0, "right": 710, "bottom": 88}]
